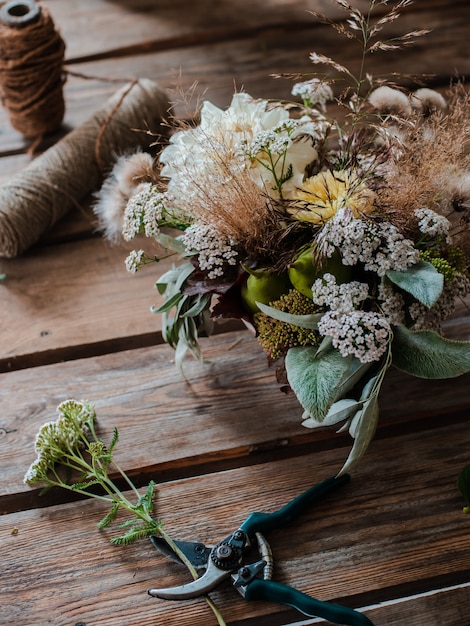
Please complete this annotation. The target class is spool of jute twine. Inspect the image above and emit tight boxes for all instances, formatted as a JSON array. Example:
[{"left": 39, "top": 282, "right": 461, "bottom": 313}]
[
  {"left": 0, "top": 78, "right": 170, "bottom": 258},
  {"left": 0, "top": 0, "right": 66, "bottom": 138}
]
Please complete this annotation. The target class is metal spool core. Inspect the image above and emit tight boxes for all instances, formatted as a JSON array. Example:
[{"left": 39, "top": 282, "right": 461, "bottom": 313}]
[{"left": 0, "top": 0, "right": 41, "bottom": 28}]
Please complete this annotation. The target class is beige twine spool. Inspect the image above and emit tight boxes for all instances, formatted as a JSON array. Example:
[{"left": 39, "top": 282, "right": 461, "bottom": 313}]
[{"left": 0, "top": 78, "right": 170, "bottom": 258}]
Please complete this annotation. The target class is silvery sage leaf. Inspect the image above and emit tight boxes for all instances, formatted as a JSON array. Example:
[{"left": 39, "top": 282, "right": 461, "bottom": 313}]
[
  {"left": 256, "top": 301, "right": 322, "bottom": 330},
  {"left": 302, "top": 398, "right": 363, "bottom": 429},
  {"left": 338, "top": 391, "right": 380, "bottom": 476},
  {"left": 392, "top": 325, "right": 470, "bottom": 378},
  {"left": 386, "top": 260, "right": 443, "bottom": 307},
  {"left": 155, "top": 231, "right": 187, "bottom": 255},
  {"left": 286, "top": 344, "right": 352, "bottom": 422}
]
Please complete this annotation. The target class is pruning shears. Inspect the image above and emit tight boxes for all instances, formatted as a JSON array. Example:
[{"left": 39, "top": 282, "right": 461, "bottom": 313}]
[{"left": 148, "top": 474, "right": 374, "bottom": 626}]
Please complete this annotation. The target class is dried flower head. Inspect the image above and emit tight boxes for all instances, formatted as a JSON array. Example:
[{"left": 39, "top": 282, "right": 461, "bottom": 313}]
[
  {"left": 24, "top": 400, "right": 95, "bottom": 484},
  {"left": 94, "top": 152, "right": 158, "bottom": 241},
  {"left": 289, "top": 170, "right": 375, "bottom": 224},
  {"left": 368, "top": 86, "right": 412, "bottom": 116},
  {"left": 254, "top": 289, "right": 321, "bottom": 361},
  {"left": 410, "top": 88, "right": 447, "bottom": 115}
]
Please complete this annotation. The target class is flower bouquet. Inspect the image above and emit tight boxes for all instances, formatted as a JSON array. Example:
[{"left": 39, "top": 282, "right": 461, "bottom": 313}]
[{"left": 95, "top": 0, "right": 470, "bottom": 474}]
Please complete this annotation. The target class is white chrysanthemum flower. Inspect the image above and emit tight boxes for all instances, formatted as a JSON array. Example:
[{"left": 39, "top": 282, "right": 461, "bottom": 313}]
[
  {"left": 317, "top": 208, "right": 419, "bottom": 275},
  {"left": 318, "top": 310, "right": 391, "bottom": 363},
  {"left": 159, "top": 92, "right": 319, "bottom": 203},
  {"left": 181, "top": 222, "right": 238, "bottom": 279},
  {"left": 414, "top": 208, "right": 451, "bottom": 240}
]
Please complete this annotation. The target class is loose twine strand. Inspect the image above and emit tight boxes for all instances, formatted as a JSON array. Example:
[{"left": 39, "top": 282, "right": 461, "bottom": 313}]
[
  {"left": 0, "top": 1, "right": 66, "bottom": 138},
  {"left": 0, "top": 1, "right": 170, "bottom": 258}
]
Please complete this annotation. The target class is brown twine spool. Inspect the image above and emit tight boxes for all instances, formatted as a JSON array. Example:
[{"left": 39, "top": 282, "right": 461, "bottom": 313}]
[
  {"left": 0, "top": 78, "right": 170, "bottom": 258},
  {"left": 0, "top": 0, "right": 66, "bottom": 138}
]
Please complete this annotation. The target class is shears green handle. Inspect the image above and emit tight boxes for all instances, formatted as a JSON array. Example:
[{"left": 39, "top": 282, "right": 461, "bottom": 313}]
[
  {"left": 240, "top": 474, "right": 350, "bottom": 536},
  {"left": 244, "top": 578, "right": 374, "bottom": 626}
]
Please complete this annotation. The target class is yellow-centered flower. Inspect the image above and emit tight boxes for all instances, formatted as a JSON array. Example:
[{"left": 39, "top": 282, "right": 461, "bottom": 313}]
[{"left": 289, "top": 169, "right": 375, "bottom": 224}]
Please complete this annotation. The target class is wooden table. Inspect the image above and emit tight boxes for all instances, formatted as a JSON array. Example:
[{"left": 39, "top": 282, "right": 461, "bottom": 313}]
[{"left": 1, "top": 1, "right": 470, "bottom": 624}]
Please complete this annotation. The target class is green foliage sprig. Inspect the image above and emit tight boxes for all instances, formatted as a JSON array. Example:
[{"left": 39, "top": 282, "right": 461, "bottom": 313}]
[{"left": 24, "top": 400, "right": 227, "bottom": 625}]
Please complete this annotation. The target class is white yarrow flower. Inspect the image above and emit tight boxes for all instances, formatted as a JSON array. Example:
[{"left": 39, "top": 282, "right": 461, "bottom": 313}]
[
  {"left": 181, "top": 222, "right": 238, "bottom": 279},
  {"left": 292, "top": 78, "right": 333, "bottom": 111},
  {"left": 415, "top": 208, "right": 451, "bottom": 240}
]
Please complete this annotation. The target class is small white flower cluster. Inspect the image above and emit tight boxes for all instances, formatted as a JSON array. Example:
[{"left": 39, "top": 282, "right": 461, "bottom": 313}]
[
  {"left": 123, "top": 183, "right": 166, "bottom": 241},
  {"left": 318, "top": 310, "right": 391, "bottom": 363},
  {"left": 318, "top": 208, "right": 419, "bottom": 275},
  {"left": 181, "top": 222, "right": 238, "bottom": 279},
  {"left": 24, "top": 400, "right": 95, "bottom": 484},
  {"left": 311, "top": 273, "right": 391, "bottom": 363},
  {"left": 125, "top": 249, "right": 146, "bottom": 274},
  {"left": 292, "top": 78, "right": 334, "bottom": 111},
  {"left": 311, "top": 273, "right": 370, "bottom": 310},
  {"left": 414, "top": 208, "right": 451, "bottom": 240},
  {"left": 377, "top": 281, "right": 405, "bottom": 325},
  {"left": 237, "top": 119, "right": 304, "bottom": 160}
]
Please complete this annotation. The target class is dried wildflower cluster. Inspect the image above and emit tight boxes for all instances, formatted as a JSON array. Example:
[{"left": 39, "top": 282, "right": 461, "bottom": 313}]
[
  {"left": 24, "top": 400, "right": 164, "bottom": 545},
  {"left": 95, "top": 0, "right": 470, "bottom": 473}
]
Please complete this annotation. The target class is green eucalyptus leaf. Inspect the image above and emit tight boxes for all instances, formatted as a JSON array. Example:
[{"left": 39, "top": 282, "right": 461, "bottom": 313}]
[
  {"left": 392, "top": 325, "right": 470, "bottom": 379},
  {"left": 286, "top": 345, "right": 352, "bottom": 421},
  {"left": 256, "top": 301, "right": 322, "bottom": 330},
  {"left": 386, "top": 261, "right": 443, "bottom": 307}
]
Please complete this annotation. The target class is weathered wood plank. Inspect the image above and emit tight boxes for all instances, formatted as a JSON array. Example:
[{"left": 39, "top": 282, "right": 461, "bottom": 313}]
[
  {"left": 2, "top": 424, "right": 469, "bottom": 625},
  {"left": 1, "top": 329, "right": 469, "bottom": 508},
  {"left": 291, "top": 584, "right": 470, "bottom": 626},
  {"left": 1, "top": 1, "right": 469, "bottom": 154},
  {"left": 44, "top": 0, "right": 470, "bottom": 64},
  {"left": 0, "top": 236, "right": 170, "bottom": 367}
]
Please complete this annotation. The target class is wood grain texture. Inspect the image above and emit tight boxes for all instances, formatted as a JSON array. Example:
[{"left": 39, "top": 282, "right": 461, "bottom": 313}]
[
  {"left": 1, "top": 1, "right": 469, "bottom": 623},
  {"left": 0, "top": 1, "right": 469, "bottom": 154},
  {"left": 0, "top": 236, "right": 170, "bottom": 366},
  {"left": 2, "top": 424, "right": 469, "bottom": 626},
  {"left": 1, "top": 329, "right": 468, "bottom": 509}
]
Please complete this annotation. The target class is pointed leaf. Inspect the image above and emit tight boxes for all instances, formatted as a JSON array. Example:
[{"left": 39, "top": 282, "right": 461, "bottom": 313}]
[
  {"left": 286, "top": 345, "right": 352, "bottom": 421},
  {"left": 392, "top": 325, "right": 470, "bottom": 379},
  {"left": 302, "top": 398, "right": 363, "bottom": 428},
  {"left": 256, "top": 301, "right": 322, "bottom": 330},
  {"left": 108, "top": 427, "right": 119, "bottom": 454},
  {"left": 386, "top": 261, "right": 443, "bottom": 307},
  {"left": 155, "top": 232, "right": 187, "bottom": 255},
  {"left": 337, "top": 393, "right": 379, "bottom": 476},
  {"left": 98, "top": 503, "right": 120, "bottom": 529}
]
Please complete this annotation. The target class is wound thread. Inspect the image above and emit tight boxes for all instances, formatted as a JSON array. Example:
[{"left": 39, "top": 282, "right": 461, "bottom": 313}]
[
  {"left": 0, "top": 0, "right": 66, "bottom": 138},
  {"left": 0, "top": 79, "right": 170, "bottom": 258}
]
